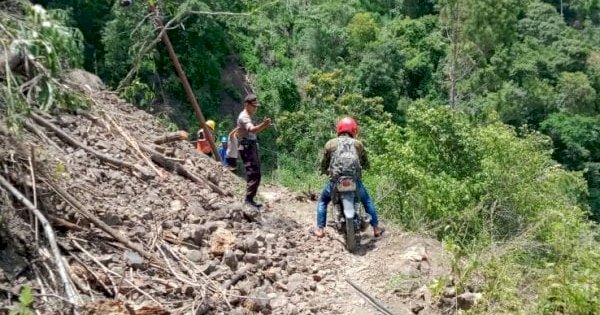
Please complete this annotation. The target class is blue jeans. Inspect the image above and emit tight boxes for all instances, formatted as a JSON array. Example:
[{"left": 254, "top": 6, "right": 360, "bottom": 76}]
[{"left": 316, "top": 179, "right": 379, "bottom": 228}]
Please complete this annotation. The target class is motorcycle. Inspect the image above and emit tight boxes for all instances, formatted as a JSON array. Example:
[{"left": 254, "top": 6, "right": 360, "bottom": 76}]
[{"left": 331, "top": 176, "right": 369, "bottom": 252}]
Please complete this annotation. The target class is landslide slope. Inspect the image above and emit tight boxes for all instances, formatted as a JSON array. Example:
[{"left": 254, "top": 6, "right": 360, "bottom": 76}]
[{"left": 0, "top": 76, "right": 451, "bottom": 315}]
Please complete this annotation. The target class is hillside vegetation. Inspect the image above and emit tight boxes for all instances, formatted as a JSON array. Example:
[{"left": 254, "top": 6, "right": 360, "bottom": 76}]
[{"left": 2, "top": 0, "right": 600, "bottom": 313}]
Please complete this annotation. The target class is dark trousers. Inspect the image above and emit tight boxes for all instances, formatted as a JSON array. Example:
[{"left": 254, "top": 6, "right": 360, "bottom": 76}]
[{"left": 240, "top": 141, "right": 261, "bottom": 201}]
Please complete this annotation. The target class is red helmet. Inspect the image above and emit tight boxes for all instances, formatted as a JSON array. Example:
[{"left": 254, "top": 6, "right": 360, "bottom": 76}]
[{"left": 336, "top": 117, "right": 358, "bottom": 138}]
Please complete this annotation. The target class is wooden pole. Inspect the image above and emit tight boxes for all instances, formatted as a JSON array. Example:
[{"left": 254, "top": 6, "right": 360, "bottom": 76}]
[{"left": 148, "top": 4, "right": 221, "bottom": 161}]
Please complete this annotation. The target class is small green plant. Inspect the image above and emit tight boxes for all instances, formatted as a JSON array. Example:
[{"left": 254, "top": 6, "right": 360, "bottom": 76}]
[
  {"left": 444, "top": 239, "right": 479, "bottom": 295},
  {"left": 52, "top": 160, "right": 70, "bottom": 180},
  {"left": 387, "top": 272, "right": 421, "bottom": 294},
  {"left": 120, "top": 79, "right": 156, "bottom": 108},
  {"left": 10, "top": 285, "right": 34, "bottom": 315},
  {"left": 155, "top": 113, "right": 179, "bottom": 132}
]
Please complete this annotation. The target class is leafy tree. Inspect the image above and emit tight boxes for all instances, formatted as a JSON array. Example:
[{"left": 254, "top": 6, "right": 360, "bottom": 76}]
[
  {"left": 101, "top": 1, "right": 153, "bottom": 88},
  {"left": 556, "top": 71, "right": 597, "bottom": 114},
  {"left": 382, "top": 16, "right": 446, "bottom": 100},
  {"left": 484, "top": 80, "right": 556, "bottom": 127},
  {"left": 45, "top": 0, "right": 113, "bottom": 72},
  {"left": 357, "top": 41, "right": 406, "bottom": 114},
  {"left": 1, "top": 2, "right": 86, "bottom": 129},
  {"left": 347, "top": 12, "right": 379, "bottom": 53},
  {"left": 357, "top": 0, "right": 435, "bottom": 18},
  {"left": 541, "top": 113, "right": 600, "bottom": 219},
  {"left": 461, "top": 0, "right": 525, "bottom": 59},
  {"left": 400, "top": 0, "right": 435, "bottom": 18},
  {"left": 519, "top": 2, "right": 568, "bottom": 45},
  {"left": 277, "top": 70, "right": 387, "bottom": 164}
]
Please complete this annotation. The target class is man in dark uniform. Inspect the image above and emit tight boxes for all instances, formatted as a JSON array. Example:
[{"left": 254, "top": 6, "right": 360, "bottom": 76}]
[{"left": 237, "top": 94, "right": 272, "bottom": 208}]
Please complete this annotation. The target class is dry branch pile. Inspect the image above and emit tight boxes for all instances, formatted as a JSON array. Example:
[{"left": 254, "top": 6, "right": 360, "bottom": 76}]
[{"left": 0, "top": 83, "right": 294, "bottom": 314}]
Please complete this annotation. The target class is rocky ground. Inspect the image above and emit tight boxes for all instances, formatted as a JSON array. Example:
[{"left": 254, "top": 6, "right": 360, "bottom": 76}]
[{"left": 0, "top": 76, "right": 470, "bottom": 315}]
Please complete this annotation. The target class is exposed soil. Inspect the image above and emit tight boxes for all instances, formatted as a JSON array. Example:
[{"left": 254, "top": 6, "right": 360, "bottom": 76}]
[{"left": 0, "top": 73, "right": 454, "bottom": 315}]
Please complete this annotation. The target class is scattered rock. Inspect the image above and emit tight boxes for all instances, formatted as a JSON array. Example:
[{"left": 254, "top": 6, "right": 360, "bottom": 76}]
[
  {"left": 193, "top": 225, "right": 207, "bottom": 246},
  {"left": 222, "top": 250, "right": 238, "bottom": 270},
  {"left": 244, "top": 236, "right": 259, "bottom": 254},
  {"left": 286, "top": 273, "right": 305, "bottom": 293},
  {"left": 200, "top": 262, "right": 217, "bottom": 275},
  {"left": 457, "top": 292, "right": 482, "bottom": 310},
  {"left": 244, "top": 253, "right": 260, "bottom": 264},
  {"left": 209, "top": 227, "right": 236, "bottom": 256},
  {"left": 0, "top": 248, "right": 27, "bottom": 281},
  {"left": 187, "top": 250, "right": 204, "bottom": 263},
  {"left": 101, "top": 213, "right": 122, "bottom": 226},
  {"left": 243, "top": 289, "right": 271, "bottom": 313},
  {"left": 170, "top": 199, "right": 184, "bottom": 212}
]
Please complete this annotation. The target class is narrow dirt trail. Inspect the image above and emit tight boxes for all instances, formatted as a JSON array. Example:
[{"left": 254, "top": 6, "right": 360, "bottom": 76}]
[{"left": 258, "top": 185, "right": 449, "bottom": 315}]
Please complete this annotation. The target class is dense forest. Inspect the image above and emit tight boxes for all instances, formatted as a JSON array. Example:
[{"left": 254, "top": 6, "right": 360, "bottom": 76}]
[{"left": 2, "top": 0, "right": 599, "bottom": 313}]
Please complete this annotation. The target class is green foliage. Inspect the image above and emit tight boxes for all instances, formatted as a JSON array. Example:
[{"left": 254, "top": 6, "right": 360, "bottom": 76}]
[
  {"left": 382, "top": 16, "right": 446, "bottom": 100},
  {"left": 369, "top": 104, "right": 588, "bottom": 243},
  {"left": 536, "top": 224, "right": 600, "bottom": 314},
  {"left": 120, "top": 79, "right": 156, "bottom": 108},
  {"left": 485, "top": 80, "right": 556, "bottom": 127},
  {"left": 347, "top": 12, "right": 379, "bottom": 53},
  {"left": 556, "top": 72, "right": 597, "bottom": 114},
  {"left": 276, "top": 69, "right": 388, "bottom": 171},
  {"left": 46, "top": 0, "right": 113, "bottom": 72},
  {"left": 519, "top": 2, "right": 568, "bottom": 46},
  {"left": 541, "top": 113, "right": 600, "bottom": 220},
  {"left": 10, "top": 285, "right": 33, "bottom": 315},
  {"left": 101, "top": 0, "right": 154, "bottom": 87},
  {"left": 270, "top": 154, "right": 323, "bottom": 192},
  {"left": 357, "top": 41, "right": 406, "bottom": 113},
  {"left": 462, "top": 0, "right": 525, "bottom": 58},
  {"left": 0, "top": 2, "right": 86, "bottom": 130},
  {"left": 22, "top": 5, "right": 84, "bottom": 72},
  {"left": 541, "top": 113, "right": 600, "bottom": 169}
]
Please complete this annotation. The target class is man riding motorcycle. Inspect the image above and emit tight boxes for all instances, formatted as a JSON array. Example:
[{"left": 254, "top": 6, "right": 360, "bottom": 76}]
[{"left": 313, "top": 117, "right": 384, "bottom": 238}]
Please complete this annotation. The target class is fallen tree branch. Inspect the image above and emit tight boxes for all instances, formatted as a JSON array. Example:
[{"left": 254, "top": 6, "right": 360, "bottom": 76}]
[
  {"left": 44, "top": 179, "right": 160, "bottom": 263},
  {"left": 100, "top": 110, "right": 165, "bottom": 179},
  {"left": 30, "top": 112, "right": 153, "bottom": 179},
  {"left": 23, "top": 119, "right": 66, "bottom": 153},
  {"left": 71, "top": 241, "right": 161, "bottom": 305},
  {"left": 48, "top": 215, "right": 85, "bottom": 232},
  {"left": 0, "top": 174, "right": 81, "bottom": 308},
  {"left": 139, "top": 144, "right": 231, "bottom": 196},
  {"left": 153, "top": 131, "right": 189, "bottom": 145}
]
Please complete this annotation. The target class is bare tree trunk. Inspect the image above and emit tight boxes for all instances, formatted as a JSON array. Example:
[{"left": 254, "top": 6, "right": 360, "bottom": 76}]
[{"left": 153, "top": 131, "right": 189, "bottom": 145}]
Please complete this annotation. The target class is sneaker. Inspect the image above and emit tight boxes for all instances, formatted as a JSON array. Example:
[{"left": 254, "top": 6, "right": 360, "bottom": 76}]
[{"left": 245, "top": 199, "right": 263, "bottom": 208}]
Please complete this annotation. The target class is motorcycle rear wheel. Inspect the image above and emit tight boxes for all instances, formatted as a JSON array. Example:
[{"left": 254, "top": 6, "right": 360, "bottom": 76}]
[{"left": 345, "top": 218, "right": 357, "bottom": 252}]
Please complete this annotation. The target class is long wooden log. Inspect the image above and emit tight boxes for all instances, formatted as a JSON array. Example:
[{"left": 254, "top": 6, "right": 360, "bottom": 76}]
[
  {"left": 153, "top": 131, "right": 189, "bottom": 145},
  {"left": 30, "top": 112, "right": 153, "bottom": 179},
  {"left": 0, "top": 174, "right": 81, "bottom": 307},
  {"left": 139, "top": 144, "right": 231, "bottom": 196},
  {"left": 44, "top": 179, "right": 160, "bottom": 263}
]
